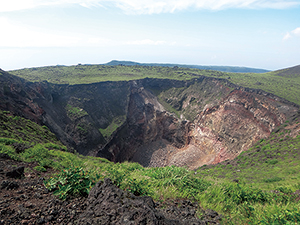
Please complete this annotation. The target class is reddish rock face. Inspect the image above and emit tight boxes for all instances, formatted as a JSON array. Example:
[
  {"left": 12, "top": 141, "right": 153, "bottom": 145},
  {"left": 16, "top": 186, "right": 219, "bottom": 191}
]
[
  {"left": 99, "top": 80, "right": 298, "bottom": 169},
  {"left": 186, "top": 89, "right": 291, "bottom": 168}
]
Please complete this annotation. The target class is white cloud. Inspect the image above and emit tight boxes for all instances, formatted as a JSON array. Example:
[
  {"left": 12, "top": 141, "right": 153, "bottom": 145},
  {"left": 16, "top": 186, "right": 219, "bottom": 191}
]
[
  {"left": 126, "top": 39, "right": 166, "bottom": 45},
  {"left": 0, "top": 0, "right": 299, "bottom": 13},
  {"left": 291, "top": 27, "right": 300, "bottom": 35},
  {"left": 283, "top": 27, "right": 300, "bottom": 40}
]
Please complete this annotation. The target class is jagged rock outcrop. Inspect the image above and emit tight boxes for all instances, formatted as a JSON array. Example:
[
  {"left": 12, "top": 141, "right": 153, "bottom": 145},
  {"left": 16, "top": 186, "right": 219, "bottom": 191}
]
[{"left": 0, "top": 69, "right": 299, "bottom": 168}]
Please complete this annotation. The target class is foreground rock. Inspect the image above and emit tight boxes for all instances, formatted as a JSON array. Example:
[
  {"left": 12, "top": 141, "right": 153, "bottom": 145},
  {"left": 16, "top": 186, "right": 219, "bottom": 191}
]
[
  {"left": 0, "top": 156, "right": 86, "bottom": 224},
  {"left": 76, "top": 178, "right": 222, "bottom": 225}
]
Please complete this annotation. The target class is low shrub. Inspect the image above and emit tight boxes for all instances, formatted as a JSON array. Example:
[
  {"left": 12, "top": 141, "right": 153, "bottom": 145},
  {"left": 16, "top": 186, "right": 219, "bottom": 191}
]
[{"left": 44, "top": 166, "right": 101, "bottom": 200}]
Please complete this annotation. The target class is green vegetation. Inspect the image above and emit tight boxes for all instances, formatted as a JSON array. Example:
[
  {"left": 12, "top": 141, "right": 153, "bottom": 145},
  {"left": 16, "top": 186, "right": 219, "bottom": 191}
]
[
  {"left": 1, "top": 106, "right": 300, "bottom": 224},
  {"left": 10, "top": 64, "right": 300, "bottom": 106},
  {"left": 227, "top": 71, "right": 300, "bottom": 107},
  {"left": 0, "top": 110, "right": 65, "bottom": 146},
  {"left": 105, "top": 60, "right": 270, "bottom": 73},
  {"left": 10, "top": 64, "right": 209, "bottom": 84},
  {"left": 196, "top": 127, "right": 300, "bottom": 223},
  {"left": 99, "top": 115, "right": 126, "bottom": 139},
  {"left": 65, "top": 104, "right": 88, "bottom": 120},
  {"left": 45, "top": 166, "right": 101, "bottom": 200}
]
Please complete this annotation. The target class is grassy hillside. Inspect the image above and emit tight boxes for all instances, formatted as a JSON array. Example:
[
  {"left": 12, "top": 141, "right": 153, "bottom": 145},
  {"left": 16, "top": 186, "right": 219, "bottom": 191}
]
[
  {"left": 227, "top": 70, "right": 300, "bottom": 107},
  {"left": 9, "top": 64, "right": 300, "bottom": 106},
  {"left": 1, "top": 107, "right": 300, "bottom": 224},
  {"left": 9, "top": 64, "right": 210, "bottom": 84},
  {"left": 105, "top": 60, "right": 270, "bottom": 73},
  {"left": 197, "top": 130, "right": 300, "bottom": 190}
]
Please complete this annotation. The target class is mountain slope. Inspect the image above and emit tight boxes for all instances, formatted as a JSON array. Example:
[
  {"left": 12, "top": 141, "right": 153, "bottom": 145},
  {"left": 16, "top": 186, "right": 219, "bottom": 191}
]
[{"left": 271, "top": 64, "right": 300, "bottom": 78}]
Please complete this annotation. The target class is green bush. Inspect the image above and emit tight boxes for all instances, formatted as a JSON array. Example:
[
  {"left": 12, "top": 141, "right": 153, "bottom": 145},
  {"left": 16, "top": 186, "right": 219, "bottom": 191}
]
[
  {"left": 121, "top": 177, "right": 152, "bottom": 196},
  {"left": 44, "top": 166, "right": 101, "bottom": 200},
  {"left": 261, "top": 144, "right": 271, "bottom": 151},
  {"left": 0, "top": 143, "right": 20, "bottom": 160}
]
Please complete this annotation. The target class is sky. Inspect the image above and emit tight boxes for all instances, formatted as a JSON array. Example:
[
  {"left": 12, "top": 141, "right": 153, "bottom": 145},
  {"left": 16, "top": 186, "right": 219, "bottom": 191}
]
[{"left": 0, "top": 0, "right": 299, "bottom": 71}]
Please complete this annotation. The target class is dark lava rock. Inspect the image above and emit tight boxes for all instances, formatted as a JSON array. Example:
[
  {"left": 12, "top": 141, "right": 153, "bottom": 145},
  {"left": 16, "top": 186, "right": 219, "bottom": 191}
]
[
  {"left": 76, "top": 178, "right": 165, "bottom": 225},
  {"left": 76, "top": 178, "right": 220, "bottom": 225},
  {"left": 0, "top": 153, "right": 11, "bottom": 160},
  {"left": 1, "top": 180, "right": 19, "bottom": 190},
  {"left": 6, "top": 166, "right": 24, "bottom": 178}
]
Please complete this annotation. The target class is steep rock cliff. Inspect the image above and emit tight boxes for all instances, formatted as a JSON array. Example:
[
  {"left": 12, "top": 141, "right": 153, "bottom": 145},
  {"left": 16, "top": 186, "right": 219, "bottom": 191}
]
[
  {"left": 97, "top": 81, "right": 189, "bottom": 163},
  {"left": 0, "top": 70, "right": 130, "bottom": 155},
  {"left": 98, "top": 78, "right": 299, "bottom": 169}
]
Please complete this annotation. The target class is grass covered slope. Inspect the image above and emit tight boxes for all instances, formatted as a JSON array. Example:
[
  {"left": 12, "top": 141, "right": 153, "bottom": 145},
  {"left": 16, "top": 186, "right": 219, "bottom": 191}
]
[
  {"left": 196, "top": 116, "right": 300, "bottom": 223},
  {"left": 0, "top": 110, "right": 68, "bottom": 171},
  {"left": 9, "top": 64, "right": 211, "bottom": 84},
  {"left": 105, "top": 60, "right": 270, "bottom": 73},
  {"left": 9, "top": 64, "right": 300, "bottom": 106},
  {"left": 227, "top": 70, "right": 300, "bottom": 108},
  {"left": 1, "top": 107, "right": 300, "bottom": 224},
  {"left": 0, "top": 111, "right": 60, "bottom": 144},
  {"left": 197, "top": 124, "right": 300, "bottom": 190}
]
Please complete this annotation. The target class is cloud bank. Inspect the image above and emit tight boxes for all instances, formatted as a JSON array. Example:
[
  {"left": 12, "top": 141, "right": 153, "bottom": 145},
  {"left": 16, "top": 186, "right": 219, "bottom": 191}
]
[{"left": 1, "top": 0, "right": 299, "bottom": 13}]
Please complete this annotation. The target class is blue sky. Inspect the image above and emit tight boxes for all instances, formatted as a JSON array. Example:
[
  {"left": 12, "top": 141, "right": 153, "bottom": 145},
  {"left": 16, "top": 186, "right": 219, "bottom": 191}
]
[{"left": 0, "top": 0, "right": 299, "bottom": 71}]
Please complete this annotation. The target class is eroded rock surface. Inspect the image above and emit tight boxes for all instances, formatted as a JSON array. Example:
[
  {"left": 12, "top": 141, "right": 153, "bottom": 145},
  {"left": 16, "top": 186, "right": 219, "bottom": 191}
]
[{"left": 98, "top": 78, "right": 299, "bottom": 169}]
